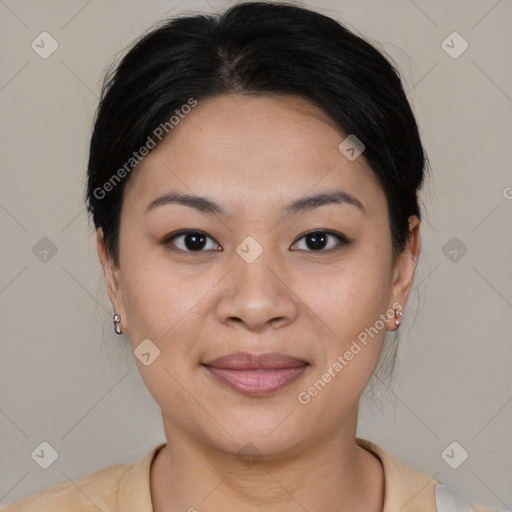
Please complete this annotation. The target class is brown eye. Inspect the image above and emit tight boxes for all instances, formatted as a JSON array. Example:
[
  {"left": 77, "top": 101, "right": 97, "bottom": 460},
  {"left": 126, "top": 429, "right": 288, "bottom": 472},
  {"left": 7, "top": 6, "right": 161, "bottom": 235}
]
[
  {"left": 291, "top": 231, "right": 348, "bottom": 252},
  {"left": 164, "top": 231, "right": 221, "bottom": 252}
]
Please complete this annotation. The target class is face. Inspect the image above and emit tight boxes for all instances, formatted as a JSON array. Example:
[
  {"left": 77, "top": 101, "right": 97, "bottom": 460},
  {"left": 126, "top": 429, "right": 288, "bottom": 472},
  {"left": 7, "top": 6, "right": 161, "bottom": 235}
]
[{"left": 98, "top": 93, "right": 420, "bottom": 458}]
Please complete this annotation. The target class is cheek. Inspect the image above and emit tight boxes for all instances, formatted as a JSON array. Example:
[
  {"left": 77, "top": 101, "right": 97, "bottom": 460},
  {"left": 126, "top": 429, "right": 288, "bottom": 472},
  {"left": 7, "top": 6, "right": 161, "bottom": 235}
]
[
  {"left": 122, "top": 270, "right": 188, "bottom": 339},
  {"left": 120, "top": 253, "right": 217, "bottom": 350},
  {"left": 299, "top": 255, "right": 391, "bottom": 341},
  {"left": 118, "top": 262, "right": 208, "bottom": 414},
  {"left": 295, "top": 263, "right": 391, "bottom": 418},
  {"left": 293, "top": 245, "right": 392, "bottom": 397}
]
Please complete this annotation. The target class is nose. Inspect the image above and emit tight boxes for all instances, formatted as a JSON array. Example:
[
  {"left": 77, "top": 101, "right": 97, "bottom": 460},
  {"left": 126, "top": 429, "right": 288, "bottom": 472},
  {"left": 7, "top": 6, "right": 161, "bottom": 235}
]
[{"left": 215, "top": 247, "right": 300, "bottom": 333}]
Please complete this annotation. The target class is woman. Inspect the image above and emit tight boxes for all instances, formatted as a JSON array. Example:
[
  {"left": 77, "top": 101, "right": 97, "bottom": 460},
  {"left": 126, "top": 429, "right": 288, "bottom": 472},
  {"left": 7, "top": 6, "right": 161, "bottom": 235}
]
[{"left": 2, "top": 2, "right": 501, "bottom": 511}]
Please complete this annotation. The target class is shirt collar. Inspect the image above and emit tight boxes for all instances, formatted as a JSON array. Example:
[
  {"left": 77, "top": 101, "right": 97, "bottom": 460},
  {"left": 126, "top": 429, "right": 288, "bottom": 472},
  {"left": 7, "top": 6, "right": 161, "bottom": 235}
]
[
  {"left": 356, "top": 437, "right": 439, "bottom": 511},
  {"left": 118, "top": 441, "right": 166, "bottom": 511},
  {"left": 118, "top": 438, "right": 438, "bottom": 512}
]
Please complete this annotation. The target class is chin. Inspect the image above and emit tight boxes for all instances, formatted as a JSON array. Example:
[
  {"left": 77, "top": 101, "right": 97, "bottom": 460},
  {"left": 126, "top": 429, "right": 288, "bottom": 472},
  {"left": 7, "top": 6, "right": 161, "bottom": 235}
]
[{"left": 195, "top": 409, "right": 312, "bottom": 460}]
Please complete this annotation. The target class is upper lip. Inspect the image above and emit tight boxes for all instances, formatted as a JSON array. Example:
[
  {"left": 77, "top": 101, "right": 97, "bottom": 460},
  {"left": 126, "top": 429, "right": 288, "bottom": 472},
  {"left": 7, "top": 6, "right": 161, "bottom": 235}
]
[{"left": 202, "top": 352, "right": 309, "bottom": 370}]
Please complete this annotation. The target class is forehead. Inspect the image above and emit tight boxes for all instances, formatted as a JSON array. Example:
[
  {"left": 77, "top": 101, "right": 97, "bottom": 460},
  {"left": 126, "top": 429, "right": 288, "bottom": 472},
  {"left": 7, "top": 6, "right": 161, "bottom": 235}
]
[{"left": 123, "top": 93, "right": 383, "bottom": 215}]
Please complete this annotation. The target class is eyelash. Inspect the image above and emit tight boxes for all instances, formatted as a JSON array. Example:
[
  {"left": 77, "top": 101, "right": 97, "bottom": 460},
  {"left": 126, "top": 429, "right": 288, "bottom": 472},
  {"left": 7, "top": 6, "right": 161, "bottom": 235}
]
[{"left": 161, "top": 229, "right": 350, "bottom": 254}]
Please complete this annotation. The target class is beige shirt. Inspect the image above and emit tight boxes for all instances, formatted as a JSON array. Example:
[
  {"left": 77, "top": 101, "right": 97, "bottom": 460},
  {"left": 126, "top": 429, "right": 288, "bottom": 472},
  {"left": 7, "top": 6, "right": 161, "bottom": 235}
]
[{"left": 1, "top": 437, "right": 498, "bottom": 511}]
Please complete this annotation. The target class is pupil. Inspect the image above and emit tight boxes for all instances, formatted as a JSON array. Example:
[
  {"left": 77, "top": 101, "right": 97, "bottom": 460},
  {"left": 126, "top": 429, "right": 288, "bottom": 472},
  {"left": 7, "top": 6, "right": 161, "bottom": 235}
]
[
  {"left": 307, "top": 232, "right": 327, "bottom": 250},
  {"left": 185, "top": 233, "right": 206, "bottom": 250}
]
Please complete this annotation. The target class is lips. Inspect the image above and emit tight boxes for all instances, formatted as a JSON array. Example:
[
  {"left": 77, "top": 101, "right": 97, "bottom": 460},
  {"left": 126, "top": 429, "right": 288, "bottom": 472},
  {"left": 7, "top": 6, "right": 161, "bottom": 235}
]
[
  {"left": 202, "top": 352, "right": 309, "bottom": 396},
  {"left": 203, "top": 351, "right": 309, "bottom": 370}
]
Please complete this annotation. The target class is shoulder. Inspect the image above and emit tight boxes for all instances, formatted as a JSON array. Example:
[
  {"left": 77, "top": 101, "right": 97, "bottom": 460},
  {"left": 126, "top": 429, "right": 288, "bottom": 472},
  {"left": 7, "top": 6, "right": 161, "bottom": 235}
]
[
  {"left": 0, "top": 460, "right": 134, "bottom": 512},
  {"left": 355, "top": 437, "right": 504, "bottom": 512}
]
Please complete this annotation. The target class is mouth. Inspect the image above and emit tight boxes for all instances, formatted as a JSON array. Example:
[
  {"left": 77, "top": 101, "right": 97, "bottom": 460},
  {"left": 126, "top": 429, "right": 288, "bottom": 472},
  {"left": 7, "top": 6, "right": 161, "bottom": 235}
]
[{"left": 202, "top": 352, "right": 309, "bottom": 396}]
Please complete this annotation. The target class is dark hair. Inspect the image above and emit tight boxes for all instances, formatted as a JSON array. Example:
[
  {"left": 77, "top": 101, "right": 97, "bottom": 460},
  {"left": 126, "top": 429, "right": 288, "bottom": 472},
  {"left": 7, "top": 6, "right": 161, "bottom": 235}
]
[{"left": 86, "top": 0, "right": 428, "bottom": 267}]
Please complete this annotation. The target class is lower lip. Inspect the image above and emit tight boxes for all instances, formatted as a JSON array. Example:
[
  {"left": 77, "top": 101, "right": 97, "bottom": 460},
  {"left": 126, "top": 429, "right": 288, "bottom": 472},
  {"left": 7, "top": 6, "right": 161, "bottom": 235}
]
[{"left": 204, "top": 365, "right": 308, "bottom": 396}]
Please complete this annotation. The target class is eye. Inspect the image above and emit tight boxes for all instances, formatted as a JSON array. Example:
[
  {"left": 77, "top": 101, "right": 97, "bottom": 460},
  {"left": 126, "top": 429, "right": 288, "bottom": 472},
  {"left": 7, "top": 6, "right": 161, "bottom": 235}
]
[
  {"left": 291, "top": 230, "right": 349, "bottom": 252},
  {"left": 163, "top": 230, "right": 221, "bottom": 252},
  {"left": 162, "top": 229, "right": 349, "bottom": 253}
]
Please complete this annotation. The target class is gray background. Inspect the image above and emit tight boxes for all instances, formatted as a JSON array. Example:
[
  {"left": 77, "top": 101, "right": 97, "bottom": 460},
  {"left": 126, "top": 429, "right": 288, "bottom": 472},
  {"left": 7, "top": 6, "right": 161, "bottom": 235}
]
[{"left": 1, "top": 0, "right": 511, "bottom": 509}]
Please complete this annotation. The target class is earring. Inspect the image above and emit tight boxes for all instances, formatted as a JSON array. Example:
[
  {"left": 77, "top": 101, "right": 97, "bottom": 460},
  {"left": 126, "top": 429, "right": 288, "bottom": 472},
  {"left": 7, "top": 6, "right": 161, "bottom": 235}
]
[
  {"left": 113, "top": 313, "right": 122, "bottom": 335},
  {"left": 394, "top": 308, "right": 403, "bottom": 328}
]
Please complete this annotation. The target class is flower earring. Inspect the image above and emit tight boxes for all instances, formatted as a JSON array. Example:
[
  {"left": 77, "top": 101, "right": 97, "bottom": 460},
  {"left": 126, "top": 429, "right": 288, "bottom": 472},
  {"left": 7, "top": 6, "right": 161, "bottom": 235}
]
[{"left": 113, "top": 312, "right": 122, "bottom": 335}]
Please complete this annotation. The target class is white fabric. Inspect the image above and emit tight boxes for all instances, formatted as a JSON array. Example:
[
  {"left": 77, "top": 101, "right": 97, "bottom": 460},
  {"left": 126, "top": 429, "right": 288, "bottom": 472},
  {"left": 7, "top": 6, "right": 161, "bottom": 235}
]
[{"left": 434, "top": 482, "right": 474, "bottom": 512}]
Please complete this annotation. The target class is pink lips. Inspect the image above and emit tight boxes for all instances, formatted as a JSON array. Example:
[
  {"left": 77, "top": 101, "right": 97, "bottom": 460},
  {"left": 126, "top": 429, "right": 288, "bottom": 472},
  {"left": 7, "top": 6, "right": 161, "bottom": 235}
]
[{"left": 202, "top": 352, "right": 309, "bottom": 396}]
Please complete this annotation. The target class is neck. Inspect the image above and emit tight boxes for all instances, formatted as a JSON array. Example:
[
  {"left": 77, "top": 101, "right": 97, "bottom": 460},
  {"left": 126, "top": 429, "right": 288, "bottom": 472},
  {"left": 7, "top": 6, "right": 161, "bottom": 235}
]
[{"left": 150, "top": 417, "right": 384, "bottom": 512}]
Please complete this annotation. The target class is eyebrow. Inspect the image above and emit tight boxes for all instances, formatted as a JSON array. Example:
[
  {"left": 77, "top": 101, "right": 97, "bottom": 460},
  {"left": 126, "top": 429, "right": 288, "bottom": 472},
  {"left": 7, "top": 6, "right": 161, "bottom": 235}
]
[{"left": 144, "top": 189, "right": 365, "bottom": 216}]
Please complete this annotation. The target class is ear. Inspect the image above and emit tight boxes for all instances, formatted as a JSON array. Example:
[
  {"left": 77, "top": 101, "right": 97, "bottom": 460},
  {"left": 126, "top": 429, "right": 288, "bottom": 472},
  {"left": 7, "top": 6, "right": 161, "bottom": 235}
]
[
  {"left": 386, "top": 215, "right": 421, "bottom": 331},
  {"left": 96, "top": 227, "right": 129, "bottom": 335}
]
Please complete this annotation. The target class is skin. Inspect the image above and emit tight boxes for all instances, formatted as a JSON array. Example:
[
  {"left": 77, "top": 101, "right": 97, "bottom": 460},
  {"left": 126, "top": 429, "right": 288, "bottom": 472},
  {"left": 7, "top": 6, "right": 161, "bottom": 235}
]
[{"left": 97, "top": 93, "right": 421, "bottom": 512}]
